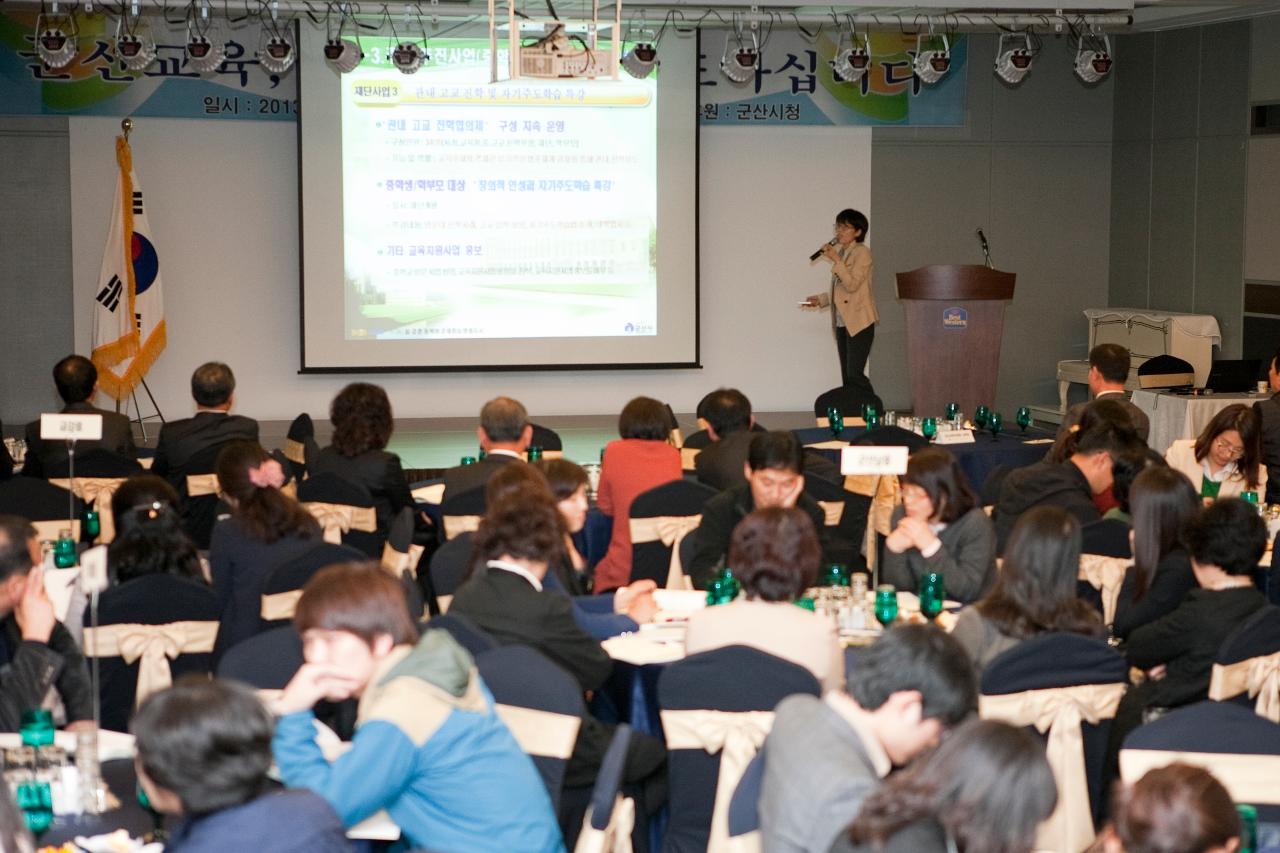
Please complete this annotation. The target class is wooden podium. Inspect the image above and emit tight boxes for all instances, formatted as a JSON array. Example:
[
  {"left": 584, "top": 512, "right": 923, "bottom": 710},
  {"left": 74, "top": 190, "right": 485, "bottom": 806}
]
[{"left": 896, "top": 265, "right": 1016, "bottom": 418}]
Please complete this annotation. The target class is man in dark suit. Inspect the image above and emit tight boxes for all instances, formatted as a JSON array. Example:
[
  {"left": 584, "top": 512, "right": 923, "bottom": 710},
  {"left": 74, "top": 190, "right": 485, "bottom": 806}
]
[
  {"left": 440, "top": 396, "right": 531, "bottom": 502},
  {"left": 22, "top": 355, "right": 137, "bottom": 477},
  {"left": 694, "top": 388, "right": 840, "bottom": 490},
  {"left": 1254, "top": 346, "right": 1280, "bottom": 504},
  {"left": 1055, "top": 343, "right": 1151, "bottom": 444},
  {"left": 151, "top": 362, "right": 259, "bottom": 480}
]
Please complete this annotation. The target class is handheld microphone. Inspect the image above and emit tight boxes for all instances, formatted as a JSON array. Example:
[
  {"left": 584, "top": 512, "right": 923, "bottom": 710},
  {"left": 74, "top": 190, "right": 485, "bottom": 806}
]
[{"left": 810, "top": 238, "right": 837, "bottom": 262}]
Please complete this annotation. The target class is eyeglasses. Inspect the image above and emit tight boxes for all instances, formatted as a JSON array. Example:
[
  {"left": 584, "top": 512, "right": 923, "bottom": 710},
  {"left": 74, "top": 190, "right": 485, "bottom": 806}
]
[
  {"left": 833, "top": 223, "right": 856, "bottom": 232},
  {"left": 1213, "top": 437, "right": 1245, "bottom": 459}
]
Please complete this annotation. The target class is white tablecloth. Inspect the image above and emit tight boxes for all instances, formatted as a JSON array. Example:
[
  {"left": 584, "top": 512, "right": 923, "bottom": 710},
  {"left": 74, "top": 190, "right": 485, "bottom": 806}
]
[
  {"left": 1131, "top": 390, "right": 1264, "bottom": 454},
  {"left": 1083, "top": 308, "right": 1222, "bottom": 346}
]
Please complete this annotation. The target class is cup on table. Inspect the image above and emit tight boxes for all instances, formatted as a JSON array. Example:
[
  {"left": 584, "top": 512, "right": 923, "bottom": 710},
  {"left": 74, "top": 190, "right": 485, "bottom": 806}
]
[
  {"left": 1259, "top": 381, "right": 1269, "bottom": 395},
  {"left": 917, "top": 572, "right": 946, "bottom": 621},
  {"left": 527, "top": 446, "right": 543, "bottom": 462},
  {"left": 460, "top": 455, "right": 477, "bottom": 466}
]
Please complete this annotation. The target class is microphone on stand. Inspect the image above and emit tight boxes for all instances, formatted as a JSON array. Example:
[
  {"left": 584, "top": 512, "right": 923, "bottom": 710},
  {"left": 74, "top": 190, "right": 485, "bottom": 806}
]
[
  {"left": 977, "top": 228, "right": 993, "bottom": 268},
  {"left": 810, "top": 238, "right": 838, "bottom": 262}
]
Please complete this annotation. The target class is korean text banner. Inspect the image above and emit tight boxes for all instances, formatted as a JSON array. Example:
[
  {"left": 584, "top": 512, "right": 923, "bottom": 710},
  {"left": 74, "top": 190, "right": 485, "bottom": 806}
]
[
  {"left": 698, "top": 30, "right": 966, "bottom": 126},
  {"left": 0, "top": 11, "right": 296, "bottom": 119}
]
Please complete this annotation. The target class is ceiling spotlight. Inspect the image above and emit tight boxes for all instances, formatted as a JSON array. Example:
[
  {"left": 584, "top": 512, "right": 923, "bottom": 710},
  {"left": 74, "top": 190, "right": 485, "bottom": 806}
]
[
  {"left": 829, "top": 26, "right": 870, "bottom": 84},
  {"left": 1075, "top": 32, "right": 1112, "bottom": 84},
  {"left": 994, "top": 32, "right": 1033, "bottom": 85},
  {"left": 35, "top": 12, "right": 78, "bottom": 69},
  {"left": 392, "top": 41, "right": 425, "bottom": 74},
  {"left": 185, "top": 33, "right": 225, "bottom": 73},
  {"left": 621, "top": 41, "right": 657, "bottom": 79},
  {"left": 912, "top": 32, "right": 950, "bottom": 84},
  {"left": 257, "top": 15, "right": 295, "bottom": 75},
  {"left": 114, "top": 8, "right": 156, "bottom": 72},
  {"left": 324, "top": 38, "right": 363, "bottom": 73},
  {"left": 720, "top": 31, "right": 758, "bottom": 84}
]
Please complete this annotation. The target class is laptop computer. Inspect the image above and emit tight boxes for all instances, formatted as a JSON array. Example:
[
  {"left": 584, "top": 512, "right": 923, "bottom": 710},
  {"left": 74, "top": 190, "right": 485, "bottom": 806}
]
[{"left": 1202, "top": 359, "right": 1261, "bottom": 393}]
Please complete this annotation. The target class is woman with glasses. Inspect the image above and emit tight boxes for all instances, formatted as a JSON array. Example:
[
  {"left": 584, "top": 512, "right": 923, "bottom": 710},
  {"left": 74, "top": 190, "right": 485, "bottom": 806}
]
[
  {"left": 1163, "top": 404, "right": 1265, "bottom": 502},
  {"left": 800, "top": 208, "right": 878, "bottom": 394}
]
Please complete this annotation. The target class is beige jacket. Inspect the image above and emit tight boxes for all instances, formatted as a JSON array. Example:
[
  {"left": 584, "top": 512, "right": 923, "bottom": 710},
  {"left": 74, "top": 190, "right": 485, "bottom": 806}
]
[
  {"left": 1164, "top": 438, "right": 1267, "bottom": 499},
  {"left": 811, "top": 241, "right": 877, "bottom": 336}
]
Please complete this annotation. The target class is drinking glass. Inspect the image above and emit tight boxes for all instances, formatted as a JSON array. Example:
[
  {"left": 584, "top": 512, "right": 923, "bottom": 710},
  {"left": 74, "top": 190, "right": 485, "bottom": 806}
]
[
  {"left": 828, "top": 408, "right": 844, "bottom": 437},
  {"left": 921, "top": 417, "right": 937, "bottom": 442},
  {"left": 823, "top": 563, "right": 848, "bottom": 587},
  {"left": 918, "top": 572, "right": 945, "bottom": 621},
  {"left": 945, "top": 402, "right": 959, "bottom": 421},
  {"left": 52, "top": 531, "right": 76, "bottom": 569},
  {"left": 460, "top": 455, "right": 477, "bottom": 465},
  {"left": 81, "top": 510, "right": 100, "bottom": 541},
  {"left": 988, "top": 412, "right": 1003, "bottom": 442},
  {"left": 874, "top": 585, "right": 898, "bottom": 629},
  {"left": 974, "top": 405, "right": 990, "bottom": 429},
  {"left": 1016, "top": 407, "right": 1032, "bottom": 434},
  {"left": 15, "top": 780, "right": 52, "bottom": 838},
  {"left": 526, "top": 446, "right": 543, "bottom": 462},
  {"left": 865, "top": 409, "right": 880, "bottom": 430}
]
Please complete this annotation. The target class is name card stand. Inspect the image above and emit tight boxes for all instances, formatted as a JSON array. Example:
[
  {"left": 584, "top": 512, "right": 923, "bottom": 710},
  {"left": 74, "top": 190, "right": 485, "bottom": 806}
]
[
  {"left": 39, "top": 413, "right": 104, "bottom": 442},
  {"left": 935, "top": 429, "right": 976, "bottom": 445},
  {"left": 840, "top": 445, "right": 909, "bottom": 476}
]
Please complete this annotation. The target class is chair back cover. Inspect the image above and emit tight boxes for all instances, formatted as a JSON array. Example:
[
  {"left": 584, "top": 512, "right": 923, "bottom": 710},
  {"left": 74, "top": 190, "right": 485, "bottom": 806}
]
[
  {"left": 216, "top": 625, "right": 304, "bottom": 689},
  {"left": 1120, "top": 700, "right": 1280, "bottom": 822},
  {"left": 0, "top": 477, "right": 82, "bottom": 523},
  {"left": 82, "top": 574, "right": 220, "bottom": 732},
  {"left": 45, "top": 475, "right": 128, "bottom": 544},
  {"left": 726, "top": 750, "right": 765, "bottom": 842},
  {"left": 813, "top": 386, "right": 883, "bottom": 423},
  {"left": 1209, "top": 604, "right": 1280, "bottom": 722},
  {"left": 298, "top": 472, "right": 381, "bottom": 556},
  {"left": 429, "top": 531, "right": 474, "bottom": 610},
  {"left": 1077, "top": 555, "right": 1131, "bottom": 626},
  {"left": 424, "top": 612, "right": 499, "bottom": 658},
  {"left": 165, "top": 443, "right": 226, "bottom": 550},
  {"left": 628, "top": 479, "right": 718, "bottom": 589},
  {"left": 476, "top": 644, "right": 584, "bottom": 814},
  {"left": 259, "top": 541, "right": 365, "bottom": 628},
  {"left": 1080, "top": 518, "right": 1133, "bottom": 558},
  {"left": 658, "top": 646, "right": 821, "bottom": 853},
  {"left": 575, "top": 725, "right": 635, "bottom": 853},
  {"left": 529, "top": 423, "right": 565, "bottom": 452},
  {"left": 1136, "top": 354, "right": 1195, "bottom": 389},
  {"left": 439, "top": 485, "right": 487, "bottom": 541},
  {"left": 801, "top": 475, "right": 871, "bottom": 572},
  {"left": 45, "top": 448, "right": 142, "bottom": 479}
]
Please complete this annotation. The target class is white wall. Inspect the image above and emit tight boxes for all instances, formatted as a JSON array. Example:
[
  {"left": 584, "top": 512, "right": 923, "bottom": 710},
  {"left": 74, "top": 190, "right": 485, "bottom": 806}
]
[{"left": 70, "top": 116, "right": 869, "bottom": 420}]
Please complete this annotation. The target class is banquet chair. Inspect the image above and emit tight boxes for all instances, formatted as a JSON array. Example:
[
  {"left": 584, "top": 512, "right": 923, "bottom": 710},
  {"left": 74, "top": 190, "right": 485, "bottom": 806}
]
[
  {"left": 162, "top": 444, "right": 226, "bottom": 550},
  {"left": 81, "top": 574, "right": 221, "bottom": 732},
  {"left": 1120, "top": 701, "right": 1280, "bottom": 826},
  {"left": 813, "top": 386, "right": 883, "bottom": 426},
  {"left": 849, "top": 425, "right": 929, "bottom": 454},
  {"left": 382, "top": 506, "right": 427, "bottom": 618},
  {"left": 45, "top": 448, "right": 142, "bottom": 479},
  {"left": 575, "top": 724, "right": 636, "bottom": 853},
  {"left": 439, "top": 485, "right": 487, "bottom": 542},
  {"left": 1077, "top": 554, "right": 1130, "bottom": 626},
  {"left": 475, "top": 645, "right": 584, "bottom": 815},
  {"left": 423, "top": 612, "right": 498, "bottom": 658},
  {"left": 979, "top": 632, "right": 1128, "bottom": 853},
  {"left": 726, "top": 750, "right": 765, "bottom": 847},
  {"left": 46, "top": 450, "right": 141, "bottom": 544},
  {"left": 658, "top": 645, "right": 822, "bottom": 853},
  {"left": 1080, "top": 518, "right": 1133, "bottom": 558},
  {"left": 801, "top": 475, "right": 870, "bottom": 572},
  {"left": 258, "top": 541, "right": 365, "bottom": 630},
  {"left": 281, "top": 412, "right": 317, "bottom": 483},
  {"left": 297, "top": 472, "right": 381, "bottom": 557},
  {"left": 530, "top": 423, "right": 565, "bottom": 457},
  {"left": 216, "top": 626, "right": 303, "bottom": 690},
  {"left": 0, "top": 476, "right": 83, "bottom": 542},
  {"left": 664, "top": 403, "right": 684, "bottom": 449},
  {"left": 628, "top": 479, "right": 718, "bottom": 589},
  {"left": 428, "top": 531, "right": 474, "bottom": 613},
  {"left": 1208, "top": 604, "right": 1280, "bottom": 722}
]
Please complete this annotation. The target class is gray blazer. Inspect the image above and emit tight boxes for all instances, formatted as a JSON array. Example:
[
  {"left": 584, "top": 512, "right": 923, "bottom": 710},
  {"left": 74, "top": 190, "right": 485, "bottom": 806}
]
[{"left": 879, "top": 506, "right": 997, "bottom": 604}]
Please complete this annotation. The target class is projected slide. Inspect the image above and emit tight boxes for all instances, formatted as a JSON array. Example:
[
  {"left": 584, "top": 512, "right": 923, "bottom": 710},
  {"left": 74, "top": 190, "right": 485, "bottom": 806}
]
[{"left": 340, "top": 41, "right": 658, "bottom": 342}]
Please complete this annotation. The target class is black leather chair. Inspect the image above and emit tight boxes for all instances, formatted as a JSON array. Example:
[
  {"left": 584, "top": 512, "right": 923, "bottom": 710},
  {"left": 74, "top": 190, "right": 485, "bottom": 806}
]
[
  {"left": 423, "top": 612, "right": 498, "bottom": 658},
  {"left": 297, "top": 472, "right": 382, "bottom": 557},
  {"left": 813, "top": 385, "right": 884, "bottom": 424},
  {"left": 258, "top": 541, "right": 366, "bottom": 631}
]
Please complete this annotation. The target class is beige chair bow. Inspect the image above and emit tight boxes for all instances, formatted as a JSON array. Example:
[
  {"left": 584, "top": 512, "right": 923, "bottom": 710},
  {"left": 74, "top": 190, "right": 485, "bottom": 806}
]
[
  {"left": 82, "top": 620, "right": 218, "bottom": 707},
  {"left": 1077, "top": 555, "right": 1130, "bottom": 625},
  {"left": 575, "top": 794, "right": 636, "bottom": 853},
  {"left": 680, "top": 447, "right": 700, "bottom": 472},
  {"left": 1209, "top": 651, "right": 1280, "bottom": 723},
  {"left": 185, "top": 473, "right": 220, "bottom": 497},
  {"left": 261, "top": 589, "right": 305, "bottom": 622},
  {"left": 980, "top": 682, "right": 1125, "bottom": 853},
  {"left": 442, "top": 514, "right": 482, "bottom": 540},
  {"left": 815, "top": 501, "right": 845, "bottom": 526},
  {"left": 494, "top": 704, "right": 581, "bottom": 760},
  {"left": 303, "top": 501, "right": 378, "bottom": 544},
  {"left": 48, "top": 477, "right": 126, "bottom": 543},
  {"left": 381, "top": 542, "right": 426, "bottom": 579},
  {"left": 661, "top": 709, "right": 774, "bottom": 853},
  {"left": 629, "top": 514, "right": 701, "bottom": 590},
  {"left": 283, "top": 439, "right": 306, "bottom": 465}
]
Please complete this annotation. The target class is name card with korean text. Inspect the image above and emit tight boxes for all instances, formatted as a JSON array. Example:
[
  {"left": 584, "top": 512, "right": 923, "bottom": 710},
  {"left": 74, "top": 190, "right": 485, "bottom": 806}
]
[
  {"left": 40, "top": 413, "right": 103, "bottom": 441},
  {"left": 841, "top": 446, "right": 909, "bottom": 476}
]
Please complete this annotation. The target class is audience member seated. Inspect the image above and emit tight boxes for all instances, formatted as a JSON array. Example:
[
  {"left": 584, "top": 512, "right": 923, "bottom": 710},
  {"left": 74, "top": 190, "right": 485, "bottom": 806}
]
[
  {"left": 593, "top": 396, "right": 682, "bottom": 592},
  {"left": 758, "top": 624, "right": 976, "bottom": 853},
  {"left": 834, "top": 718, "right": 1057, "bottom": 853},
  {"left": 107, "top": 476, "right": 206, "bottom": 586},
  {"left": 1111, "top": 467, "right": 1200, "bottom": 640},
  {"left": 307, "top": 383, "right": 415, "bottom": 536},
  {"left": 0, "top": 515, "right": 92, "bottom": 731},
  {"left": 951, "top": 506, "right": 1105, "bottom": 678},
  {"left": 132, "top": 678, "right": 350, "bottom": 853},
  {"left": 683, "top": 506, "right": 843, "bottom": 691},
  {"left": 272, "top": 562, "right": 564, "bottom": 852},
  {"left": 449, "top": 487, "right": 668, "bottom": 803},
  {"left": 1254, "top": 345, "right": 1280, "bottom": 505},
  {"left": 881, "top": 447, "right": 996, "bottom": 604},
  {"left": 209, "top": 441, "right": 322, "bottom": 653},
  {"left": 1055, "top": 343, "right": 1151, "bottom": 444},
  {"left": 687, "top": 431, "right": 830, "bottom": 590},
  {"left": 151, "top": 361, "right": 258, "bottom": 481},
  {"left": 1116, "top": 498, "right": 1268, "bottom": 734},
  {"left": 1164, "top": 404, "right": 1266, "bottom": 503},
  {"left": 1082, "top": 448, "right": 1163, "bottom": 557},
  {"left": 22, "top": 354, "right": 137, "bottom": 477},
  {"left": 994, "top": 399, "right": 1140, "bottom": 553},
  {"left": 1092, "top": 763, "right": 1240, "bottom": 853},
  {"left": 440, "top": 396, "right": 531, "bottom": 502},
  {"left": 681, "top": 390, "right": 768, "bottom": 451}
]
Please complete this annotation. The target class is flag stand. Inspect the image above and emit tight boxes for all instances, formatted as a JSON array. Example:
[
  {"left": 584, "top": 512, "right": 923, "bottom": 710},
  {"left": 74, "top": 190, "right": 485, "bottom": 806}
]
[{"left": 118, "top": 376, "right": 165, "bottom": 444}]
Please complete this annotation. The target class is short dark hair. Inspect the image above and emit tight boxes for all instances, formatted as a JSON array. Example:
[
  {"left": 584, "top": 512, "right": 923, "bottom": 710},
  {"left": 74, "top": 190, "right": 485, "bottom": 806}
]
[
  {"left": 1129, "top": 466, "right": 1200, "bottom": 601},
  {"left": 480, "top": 397, "right": 529, "bottom": 444},
  {"left": 0, "top": 515, "right": 36, "bottom": 584},
  {"left": 618, "top": 396, "right": 671, "bottom": 442},
  {"left": 108, "top": 476, "right": 204, "bottom": 584},
  {"left": 1089, "top": 343, "right": 1131, "bottom": 384},
  {"left": 190, "top": 362, "right": 235, "bottom": 408},
  {"left": 53, "top": 355, "right": 97, "bottom": 404},
  {"left": 132, "top": 678, "right": 274, "bottom": 816},
  {"left": 747, "top": 431, "right": 803, "bottom": 475},
  {"left": 847, "top": 624, "right": 975, "bottom": 725},
  {"left": 902, "top": 448, "right": 977, "bottom": 524},
  {"left": 702, "top": 389, "right": 752, "bottom": 437},
  {"left": 1192, "top": 403, "right": 1263, "bottom": 489},
  {"left": 537, "top": 458, "right": 589, "bottom": 503},
  {"left": 836, "top": 208, "right": 869, "bottom": 243},
  {"left": 330, "top": 382, "right": 394, "bottom": 456},
  {"left": 729, "top": 507, "right": 820, "bottom": 602},
  {"left": 1180, "top": 497, "right": 1266, "bottom": 576},
  {"left": 1056, "top": 397, "right": 1141, "bottom": 463},
  {"left": 1113, "top": 763, "right": 1240, "bottom": 853},
  {"left": 473, "top": 486, "right": 564, "bottom": 566},
  {"left": 1110, "top": 447, "right": 1164, "bottom": 515},
  {"left": 484, "top": 462, "right": 549, "bottom": 506},
  {"left": 294, "top": 561, "right": 419, "bottom": 646}
]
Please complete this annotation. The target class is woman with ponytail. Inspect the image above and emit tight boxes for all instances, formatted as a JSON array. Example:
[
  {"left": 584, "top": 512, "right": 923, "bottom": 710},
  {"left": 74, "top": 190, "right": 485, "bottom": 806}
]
[{"left": 209, "top": 441, "right": 322, "bottom": 653}]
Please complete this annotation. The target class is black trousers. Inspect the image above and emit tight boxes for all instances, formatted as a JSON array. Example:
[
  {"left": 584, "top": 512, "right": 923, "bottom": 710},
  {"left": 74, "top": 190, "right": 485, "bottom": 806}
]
[{"left": 836, "top": 323, "right": 876, "bottom": 395}]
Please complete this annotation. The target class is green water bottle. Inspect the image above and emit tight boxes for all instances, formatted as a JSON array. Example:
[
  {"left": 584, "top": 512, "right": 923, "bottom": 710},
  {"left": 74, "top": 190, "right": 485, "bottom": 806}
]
[
  {"left": 20, "top": 708, "right": 55, "bottom": 747},
  {"left": 52, "top": 530, "right": 76, "bottom": 569},
  {"left": 1237, "top": 804, "right": 1257, "bottom": 853}
]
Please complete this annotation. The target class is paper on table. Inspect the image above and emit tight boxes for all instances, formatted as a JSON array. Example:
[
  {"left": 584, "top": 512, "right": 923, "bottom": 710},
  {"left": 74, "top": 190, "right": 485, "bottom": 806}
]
[
  {"left": 603, "top": 633, "right": 686, "bottom": 666},
  {"left": 651, "top": 589, "right": 706, "bottom": 616},
  {"left": 1024, "top": 438, "right": 1055, "bottom": 445},
  {"left": 43, "top": 567, "right": 79, "bottom": 622},
  {"left": 805, "top": 440, "right": 851, "bottom": 450}
]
